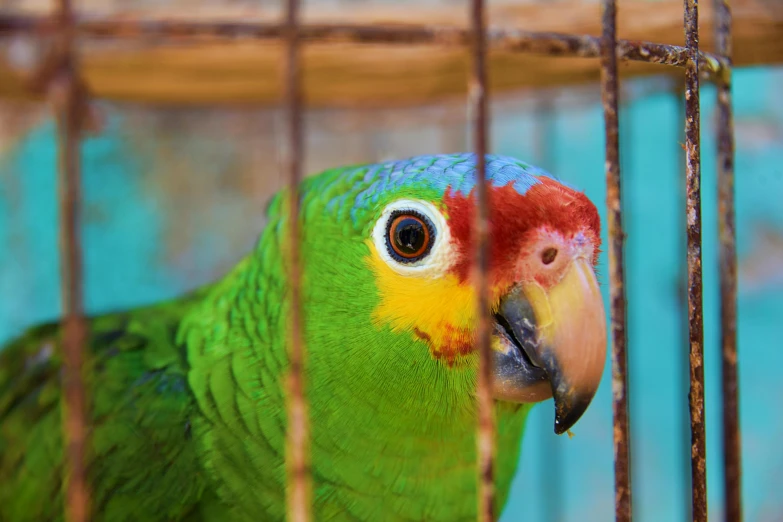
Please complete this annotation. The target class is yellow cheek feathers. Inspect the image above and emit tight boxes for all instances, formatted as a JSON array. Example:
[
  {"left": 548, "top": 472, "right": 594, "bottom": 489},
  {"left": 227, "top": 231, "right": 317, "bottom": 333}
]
[{"left": 366, "top": 241, "right": 480, "bottom": 362}]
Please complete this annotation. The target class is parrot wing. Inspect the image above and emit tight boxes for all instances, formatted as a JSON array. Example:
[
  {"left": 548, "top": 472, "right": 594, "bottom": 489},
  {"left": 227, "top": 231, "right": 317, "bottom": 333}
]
[{"left": 0, "top": 295, "right": 214, "bottom": 522}]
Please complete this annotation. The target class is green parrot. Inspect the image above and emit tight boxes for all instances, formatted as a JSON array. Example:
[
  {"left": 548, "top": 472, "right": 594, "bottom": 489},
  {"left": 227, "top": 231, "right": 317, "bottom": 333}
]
[{"left": 0, "top": 153, "right": 607, "bottom": 521}]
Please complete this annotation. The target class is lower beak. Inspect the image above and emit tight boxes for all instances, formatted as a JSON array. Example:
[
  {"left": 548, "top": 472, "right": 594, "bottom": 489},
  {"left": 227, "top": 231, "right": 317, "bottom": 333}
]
[{"left": 491, "top": 258, "right": 607, "bottom": 434}]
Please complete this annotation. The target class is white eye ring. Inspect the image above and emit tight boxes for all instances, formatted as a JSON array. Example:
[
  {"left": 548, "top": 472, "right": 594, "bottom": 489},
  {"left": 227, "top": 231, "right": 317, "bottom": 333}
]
[{"left": 371, "top": 199, "right": 454, "bottom": 277}]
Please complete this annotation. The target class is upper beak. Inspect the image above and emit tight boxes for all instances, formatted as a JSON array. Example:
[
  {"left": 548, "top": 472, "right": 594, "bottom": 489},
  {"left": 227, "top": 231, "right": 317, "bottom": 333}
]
[{"left": 491, "top": 257, "right": 607, "bottom": 434}]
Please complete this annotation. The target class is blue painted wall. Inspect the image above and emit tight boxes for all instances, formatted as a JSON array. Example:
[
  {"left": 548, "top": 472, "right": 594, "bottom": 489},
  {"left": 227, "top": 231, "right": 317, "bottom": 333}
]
[{"left": 1, "top": 67, "right": 781, "bottom": 521}]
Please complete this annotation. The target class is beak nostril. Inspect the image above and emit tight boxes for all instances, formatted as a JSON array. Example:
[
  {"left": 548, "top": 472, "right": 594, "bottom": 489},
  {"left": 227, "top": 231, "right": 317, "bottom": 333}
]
[{"left": 541, "top": 248, "right": 558, "bottom": 265}]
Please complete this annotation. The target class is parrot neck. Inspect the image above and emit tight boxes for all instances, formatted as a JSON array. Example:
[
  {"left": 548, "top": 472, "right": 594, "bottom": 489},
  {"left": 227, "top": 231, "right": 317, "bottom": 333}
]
[{"left": 180, "top": 212, "right": 533, "bottom": 520}]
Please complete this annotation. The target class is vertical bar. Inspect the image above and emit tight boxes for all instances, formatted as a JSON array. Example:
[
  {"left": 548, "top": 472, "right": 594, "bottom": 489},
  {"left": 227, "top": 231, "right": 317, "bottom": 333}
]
[
  {"left": 674, "top": 81, "right": 695, "bottom": 522},
  {"left": 469, "top": 0, "right": 494, "bottom": 520},
  {"left": 715, "top": 1, "right": 741, "bottom": 520},
  {"left": 283, "top": 0, "right": 310, "bottom": 520},
  {"left": 684, "top": 1, "right": 707, "bottom": 521},
  {"left": 600, "top": 1, "right": 632, "bottom": 521},
  {"left": 54, "top": 0, "right": 90, "bottom": 520}
]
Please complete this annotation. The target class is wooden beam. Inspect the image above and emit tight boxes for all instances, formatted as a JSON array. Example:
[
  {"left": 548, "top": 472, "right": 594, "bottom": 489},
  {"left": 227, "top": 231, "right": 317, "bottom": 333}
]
[{"left": 0, "top": 0, "right": 780, "bottom": 107}]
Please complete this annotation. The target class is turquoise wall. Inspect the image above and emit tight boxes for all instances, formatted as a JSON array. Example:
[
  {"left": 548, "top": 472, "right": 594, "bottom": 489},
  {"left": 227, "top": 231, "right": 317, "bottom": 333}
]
[{"left": 1, "top": 67, "right": 781, "bottom": 521}]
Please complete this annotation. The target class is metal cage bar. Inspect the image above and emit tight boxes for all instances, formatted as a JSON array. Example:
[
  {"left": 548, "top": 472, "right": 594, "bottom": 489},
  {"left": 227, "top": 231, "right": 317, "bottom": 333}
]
[
  {"left": 282, "top": 0, "right": 310, "bottom": 521},
  {"left": 673, "top": 79, "right": 695, "bottom": 522},
  {"left": 0, "top": 0, "right": 740, "bottom": 520},
  {"left": 715, "top": 1, "right": 742, "bottom": 521},
  {"left": 684, "top": 1, "right": 707, "bottom": 520},
  {"left": 599, "top": 1, "right": 632, "bottom": 521},
  {"left": 0, "top": 16, "right": 729, "bottom": 85},
  {"left": 469, "top": 0, "right": 494, "bottom": 520},
  {"left": 52, "top": 0, "right": 91, "bottom": 520}
]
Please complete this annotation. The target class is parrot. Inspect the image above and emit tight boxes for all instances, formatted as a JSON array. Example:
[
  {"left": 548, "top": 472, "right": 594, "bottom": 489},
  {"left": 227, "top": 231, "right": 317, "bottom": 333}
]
[{"left": 0, "top": 153, "right": 607, "bottom": 522}]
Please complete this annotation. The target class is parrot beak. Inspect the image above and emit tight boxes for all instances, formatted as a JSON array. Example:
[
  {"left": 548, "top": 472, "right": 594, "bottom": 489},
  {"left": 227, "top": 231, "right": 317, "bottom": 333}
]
[{"left": 491, "top": 257, "right": 607, "bottom": 434}]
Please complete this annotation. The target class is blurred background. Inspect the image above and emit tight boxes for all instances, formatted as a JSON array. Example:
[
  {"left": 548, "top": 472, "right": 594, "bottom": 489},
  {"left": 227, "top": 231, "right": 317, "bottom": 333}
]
[{"left": 1, "top": 0, "right": 782, "bottom": 520}]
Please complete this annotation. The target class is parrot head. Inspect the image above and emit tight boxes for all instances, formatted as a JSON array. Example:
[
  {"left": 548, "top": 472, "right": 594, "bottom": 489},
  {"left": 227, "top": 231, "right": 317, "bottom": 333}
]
[{"left": 297, "top": 153, "right": 607, "bottom": 435}]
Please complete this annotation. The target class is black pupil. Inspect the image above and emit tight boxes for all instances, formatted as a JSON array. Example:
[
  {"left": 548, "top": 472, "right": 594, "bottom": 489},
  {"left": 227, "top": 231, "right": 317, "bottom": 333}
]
[{"left": 394, "top": 218, "right": 426, "bottom": 255}]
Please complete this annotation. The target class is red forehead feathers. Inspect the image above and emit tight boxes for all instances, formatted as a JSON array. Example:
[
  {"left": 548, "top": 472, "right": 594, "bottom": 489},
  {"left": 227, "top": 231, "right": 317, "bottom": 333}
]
[{"left": 443, "top": 177, "right": 601, "bottom": 282}]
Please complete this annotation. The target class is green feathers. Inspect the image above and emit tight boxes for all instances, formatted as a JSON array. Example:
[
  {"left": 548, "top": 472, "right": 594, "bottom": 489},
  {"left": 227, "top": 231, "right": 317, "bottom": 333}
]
[{"left": 0, "top": 300, "right": 208, "bottom": 521}]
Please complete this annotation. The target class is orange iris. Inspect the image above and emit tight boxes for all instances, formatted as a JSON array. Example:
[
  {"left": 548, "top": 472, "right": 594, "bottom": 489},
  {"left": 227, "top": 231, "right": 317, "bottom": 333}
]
[{"left": 388, "top": 214, "right": 431, "bottom": 259}]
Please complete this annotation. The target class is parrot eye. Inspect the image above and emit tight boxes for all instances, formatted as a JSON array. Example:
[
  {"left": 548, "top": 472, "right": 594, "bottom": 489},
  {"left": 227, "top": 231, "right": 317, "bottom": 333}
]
[
  {"left": 372, "top": 198, "right": 451, "bottom": 275},
  {"left": 386, "top": 211, "right": 435, "bottom": 263}
]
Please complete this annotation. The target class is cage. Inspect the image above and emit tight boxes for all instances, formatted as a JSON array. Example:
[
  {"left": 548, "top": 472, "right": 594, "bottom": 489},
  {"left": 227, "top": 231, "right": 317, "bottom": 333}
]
[{"left": 1, "top": 0, "right": 779, "bottom": 520}]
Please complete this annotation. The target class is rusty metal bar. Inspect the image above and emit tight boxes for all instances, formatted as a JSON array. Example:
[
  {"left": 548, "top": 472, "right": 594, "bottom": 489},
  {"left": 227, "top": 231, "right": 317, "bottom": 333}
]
[
  {"left": 0, "top": 15, "right": 727, "bottom": 81},
  {"left": 53, "top": 0, "right": 90, "bottom": 520},
  {"left": 674, "top": 80, "right": 695, "bottom": 522},
  {"left": 684, "top": 1, "right": 707, "bottom": 521},
  {"left": 470, "top": 0, "right": 494, "bottom": 520},
  {"left": 600, "top": 1, "right": 632, "bottom": 521},
  {"left": 282, "top": 0, "right": 310, "bottom": 519},
  {"left": 715, "top": 1, "right": 742, "bottom": 520}
]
